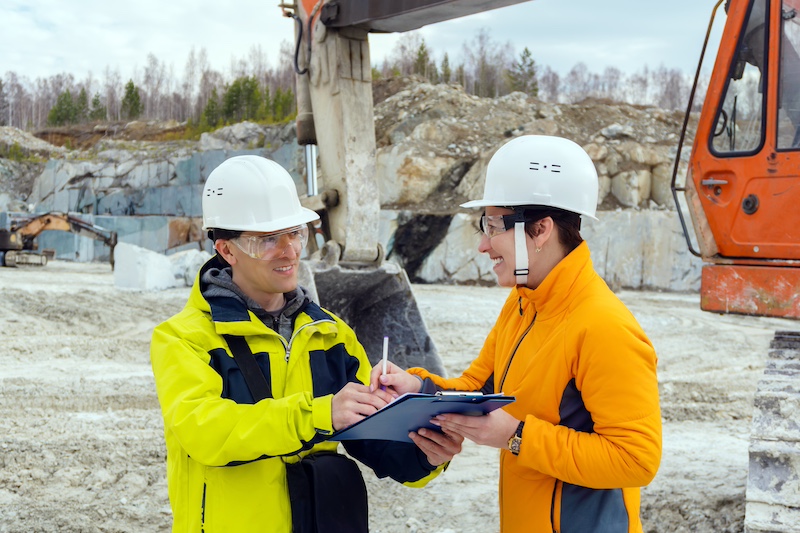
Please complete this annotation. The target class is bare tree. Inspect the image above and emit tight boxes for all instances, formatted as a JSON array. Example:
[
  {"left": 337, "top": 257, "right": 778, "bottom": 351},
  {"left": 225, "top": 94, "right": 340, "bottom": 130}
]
[
  {"left": 0, "top": 79, "right": 7, "bottom": 126},
  {"left": 651, "top": 65, "right": 688, "bottom": 110},
  {"left": 142, "top": 53, "right": 167, "bottom": 119},
  {"left": 104, "top": 67, "right": 122, "bottom": 121},
  {"left": 182, "top": 47, "right": 198, "bottom": 122},
  {"left": 537, "top": 66, "right": 561, "bottom": 102},
  {"left": 461, "top": 28, "right": 513, "bottom": 97},
  {"left": 628, "top": 65, "right": 650, "bottom": 105},
  {"left": 388, "top": 32, "right": 424, "bottom": 76},
  {"left": 563, "top": 62, "right": 593, "bottom": 103},
  {"left": 599, "top": 66, "right": 624, "bottom": 100}
]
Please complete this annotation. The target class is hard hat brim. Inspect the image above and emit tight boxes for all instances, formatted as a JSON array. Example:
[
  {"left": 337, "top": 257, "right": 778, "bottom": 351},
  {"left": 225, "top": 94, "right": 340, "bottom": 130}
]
[{"left": 202, "top": 206, "right": 320, "bottom": 233}]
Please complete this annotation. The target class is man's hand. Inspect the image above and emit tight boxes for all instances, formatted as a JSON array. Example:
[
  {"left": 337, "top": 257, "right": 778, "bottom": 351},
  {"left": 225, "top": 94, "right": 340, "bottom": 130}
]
[
  {"left": 331, "top": 382, "right": 394, "bottom": 431},
  {"left": 410, "top": 427, "right": 464, "bottom": 467},
  {"left": 430, "top": 408, "right": 520, "bottom": 450},
  {"left": 368, "top": 361, "right": 423, "bottom": 396}
]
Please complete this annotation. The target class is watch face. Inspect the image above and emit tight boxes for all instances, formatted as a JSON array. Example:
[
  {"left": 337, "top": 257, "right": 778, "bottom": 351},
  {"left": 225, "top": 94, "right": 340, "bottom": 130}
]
[{"left": 509, "top": 436, "right": 522, "bottom": 455}]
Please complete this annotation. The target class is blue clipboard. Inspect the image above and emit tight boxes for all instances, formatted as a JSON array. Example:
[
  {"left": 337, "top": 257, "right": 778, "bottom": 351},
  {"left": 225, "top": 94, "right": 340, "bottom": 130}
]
[{"left": 329, "top": 392, "right": 515, "bottom": 442}]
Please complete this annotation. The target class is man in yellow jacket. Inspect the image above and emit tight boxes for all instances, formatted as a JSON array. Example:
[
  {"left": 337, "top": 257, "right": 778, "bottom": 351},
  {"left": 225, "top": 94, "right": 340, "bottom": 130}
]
[
  {"left": 374, "top": 136, "right": 662, "bottom": 533},
  {"left": 150, "top": 155, "right": 462, "bottom": 533}
]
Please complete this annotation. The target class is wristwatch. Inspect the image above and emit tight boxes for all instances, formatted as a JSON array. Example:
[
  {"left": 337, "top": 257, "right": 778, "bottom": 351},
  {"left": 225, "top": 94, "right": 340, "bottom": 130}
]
[{"left": 508, "top": 421, "right": 524, "bottom": 455}]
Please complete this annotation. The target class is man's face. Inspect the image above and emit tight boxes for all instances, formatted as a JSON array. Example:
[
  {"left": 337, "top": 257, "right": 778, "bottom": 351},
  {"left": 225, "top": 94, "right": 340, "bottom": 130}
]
[{"left": 225, "top": 226, "right": 308, "bottom": 298}]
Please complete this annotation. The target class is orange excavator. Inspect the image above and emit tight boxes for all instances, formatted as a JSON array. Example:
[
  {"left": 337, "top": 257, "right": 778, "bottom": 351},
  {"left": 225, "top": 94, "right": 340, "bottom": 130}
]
[
  {"left": 0, "top": 211, "right": 117, "bottom": 267},
  {"left": 282, "top": 0, "right": 798, "bottom": 530},
  {"left": 670, "top": 1, "right": 800, "bottom": 529}
]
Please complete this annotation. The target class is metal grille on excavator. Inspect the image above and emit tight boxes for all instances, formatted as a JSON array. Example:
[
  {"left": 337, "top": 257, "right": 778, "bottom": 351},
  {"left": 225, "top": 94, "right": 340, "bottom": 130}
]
[{"left": 745, "top": 330, "right": 800, "bottom": 532}]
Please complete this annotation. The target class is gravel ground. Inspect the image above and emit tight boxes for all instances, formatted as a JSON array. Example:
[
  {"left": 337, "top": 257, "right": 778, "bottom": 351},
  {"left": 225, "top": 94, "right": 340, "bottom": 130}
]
[{"left": 0, "top": 260, "right": 797, "bottom": 532}]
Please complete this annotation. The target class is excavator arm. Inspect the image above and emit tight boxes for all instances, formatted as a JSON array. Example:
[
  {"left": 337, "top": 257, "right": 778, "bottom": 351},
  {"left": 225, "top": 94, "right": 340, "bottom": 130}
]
[
  {"left": 283, "top": 0, "right": 532, "bottom": 370},
  {"left": 0, "top": 212, "right": 117, "bottom": 268}
]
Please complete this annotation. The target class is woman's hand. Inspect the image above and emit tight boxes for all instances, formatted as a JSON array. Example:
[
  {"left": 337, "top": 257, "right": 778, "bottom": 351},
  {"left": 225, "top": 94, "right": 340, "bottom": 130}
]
[
  {"left": 431, "top": 408, "right": 520, "bottom": 450},
  {"left": 368, "top": 361, "right": 423, "bottom": 396}
]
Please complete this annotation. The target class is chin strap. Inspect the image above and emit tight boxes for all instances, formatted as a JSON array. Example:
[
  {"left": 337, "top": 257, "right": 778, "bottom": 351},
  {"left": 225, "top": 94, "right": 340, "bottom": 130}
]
[{"left": 513, "top": 212, "right": 529, "bottom": 286}]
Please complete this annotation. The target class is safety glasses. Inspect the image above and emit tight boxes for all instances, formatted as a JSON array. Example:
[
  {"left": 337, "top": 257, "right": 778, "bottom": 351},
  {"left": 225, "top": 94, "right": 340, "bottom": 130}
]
[
  {"left": 479, "top": 214, "right": 520, "bottom": 239},
  {"left": 232, "top": 226, "right": 309, "bottom": 260}
]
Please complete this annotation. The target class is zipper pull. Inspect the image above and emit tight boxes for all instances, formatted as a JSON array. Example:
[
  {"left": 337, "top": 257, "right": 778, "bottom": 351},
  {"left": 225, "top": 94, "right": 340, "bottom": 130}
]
[{"left": 518, "top": 296, "right": 523, "bottom": 316}]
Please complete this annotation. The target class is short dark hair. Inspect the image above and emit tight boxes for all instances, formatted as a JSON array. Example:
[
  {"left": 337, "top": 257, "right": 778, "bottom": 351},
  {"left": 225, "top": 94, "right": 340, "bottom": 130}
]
[{"left": 517, "top": 207, "right": 583, "bottom": 254}]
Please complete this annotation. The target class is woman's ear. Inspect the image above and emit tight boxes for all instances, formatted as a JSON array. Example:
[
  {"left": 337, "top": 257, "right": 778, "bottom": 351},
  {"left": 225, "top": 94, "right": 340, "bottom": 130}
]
[
  {"left": 215, "top": 239, "right": 237, "bottom": 265},
  {"left": 531, "top": 217, "right": 556, "bottom": 249}
]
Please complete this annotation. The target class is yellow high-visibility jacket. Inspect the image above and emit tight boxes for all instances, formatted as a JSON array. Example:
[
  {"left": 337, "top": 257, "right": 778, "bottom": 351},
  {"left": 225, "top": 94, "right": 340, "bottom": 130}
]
[
  {"left": 150, "top": 256, "right": 442, "bottom": 533},
  {"left": 410, "top": 242, "right": 662, "bottom": 533}
]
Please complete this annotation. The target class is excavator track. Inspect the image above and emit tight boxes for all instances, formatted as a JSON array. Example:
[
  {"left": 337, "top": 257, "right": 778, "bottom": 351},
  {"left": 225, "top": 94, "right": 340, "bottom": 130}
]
[
  {"left": 0, "top": 250, "right": 48, "bottom": 267},
  {"left": 745, "top": 331, "right": 800, "bottom": 532}
]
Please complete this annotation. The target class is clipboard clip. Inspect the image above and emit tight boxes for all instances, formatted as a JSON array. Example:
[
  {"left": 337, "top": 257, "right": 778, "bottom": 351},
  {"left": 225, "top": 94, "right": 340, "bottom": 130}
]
[{"left": 435, "top": 391, "right": 484, "bottom": 397}]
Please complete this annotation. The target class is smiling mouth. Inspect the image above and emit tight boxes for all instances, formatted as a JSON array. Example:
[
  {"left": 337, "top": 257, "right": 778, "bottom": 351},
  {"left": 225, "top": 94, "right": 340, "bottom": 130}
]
[
  {"left": 492, "top": 257, "right": 504, "bottom": 265},
  {"left": 274, "top": 265, "right": 293, "bottom": 272}
]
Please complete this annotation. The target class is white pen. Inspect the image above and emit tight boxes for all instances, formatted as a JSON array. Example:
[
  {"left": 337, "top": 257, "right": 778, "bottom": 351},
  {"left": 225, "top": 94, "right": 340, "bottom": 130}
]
[{"left": 381, "top": 336, "right": 389, "bottom": 390}]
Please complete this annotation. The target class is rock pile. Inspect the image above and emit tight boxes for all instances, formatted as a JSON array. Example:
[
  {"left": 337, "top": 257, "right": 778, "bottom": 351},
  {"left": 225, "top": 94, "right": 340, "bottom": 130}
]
[{"left": 1, "top": 78, "right": 703, "bottom": 290}]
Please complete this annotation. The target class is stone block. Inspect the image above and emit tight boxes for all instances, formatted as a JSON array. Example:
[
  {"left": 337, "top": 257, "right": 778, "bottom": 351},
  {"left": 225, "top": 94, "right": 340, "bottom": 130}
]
[
  {"left": 418, "top": 213, "right": 495, "bottom": 284},
  {"left": 612, "top": 170, "right": 652, "bottom": 207},
  {"left": 113, "top": 242, "right": 179, "bottom": 291},
  {"left": 377, "top": 146, "right": 454, "bottom": 205}
]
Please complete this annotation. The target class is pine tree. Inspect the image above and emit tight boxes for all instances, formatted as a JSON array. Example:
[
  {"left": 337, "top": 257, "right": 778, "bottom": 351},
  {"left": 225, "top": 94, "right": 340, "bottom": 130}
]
[
  {"left": 203, "top": 87, "right": 221, "bottom": 127},
  {"left": 47, "top": 90, "right": 77, "bottom": 126},
  {"left": 414, "top": 41, "right": 430, "bottom": 78},
  {"left": 120, "top": 80, "right": 143, "bottom": 120},
  {"left": 427, "top": 61, "right": 439, "bottom": 84},
  {"left": 222, "top": 78, "right": 243, "bottom": 122},
  {"left": 242, "top": 77, "right": 263, "bottom": 121},
  {"left": 441, "top": 53, "right": 452, "bottom": 84},
  {"left": 455, "top": 64, "right": 466, "bottom": 88},
  {"left": 506, "top": 47, "right": 539, "bottom": 97},
  {"left": 89, "top": 92, "right": 107, "bottom": 121},
  {"left": 75, "top": 88, "right": 89, "bottom": 123}
]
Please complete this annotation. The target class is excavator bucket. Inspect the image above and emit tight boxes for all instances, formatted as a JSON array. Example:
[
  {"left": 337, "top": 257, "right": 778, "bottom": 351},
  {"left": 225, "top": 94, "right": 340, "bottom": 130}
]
[{"left": 306, "top": 242, "right": 445, "bottom": 376}]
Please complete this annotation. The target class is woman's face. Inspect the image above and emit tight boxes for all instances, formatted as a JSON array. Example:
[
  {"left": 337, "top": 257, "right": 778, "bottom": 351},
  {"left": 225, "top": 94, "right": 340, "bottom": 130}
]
[{"left": 478, "top": 206, "right": 519, "bottom": 287}]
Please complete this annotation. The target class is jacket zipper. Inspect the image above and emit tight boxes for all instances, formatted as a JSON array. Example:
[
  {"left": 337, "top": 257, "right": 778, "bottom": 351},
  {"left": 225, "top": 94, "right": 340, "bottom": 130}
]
[
  {"left": 285, "top": 319, "right": 335, "bottom": 362},
  {"left": 498, "top": 312, "right": 537, "bottom": 392},
  {"left": 201, "top": 482, "right": 207, "bottom": 532}
]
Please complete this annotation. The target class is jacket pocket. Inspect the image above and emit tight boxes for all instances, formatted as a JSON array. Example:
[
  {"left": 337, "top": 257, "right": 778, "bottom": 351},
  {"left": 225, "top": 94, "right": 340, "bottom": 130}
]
[{"left": 550, "top": 480, "right": 563, "bottom": 533}]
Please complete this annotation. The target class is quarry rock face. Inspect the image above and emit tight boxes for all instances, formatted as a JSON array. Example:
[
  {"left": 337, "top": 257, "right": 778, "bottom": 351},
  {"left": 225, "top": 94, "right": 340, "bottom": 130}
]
[{"left": 6, "top": 79, "right": 702, "bottom": 290}]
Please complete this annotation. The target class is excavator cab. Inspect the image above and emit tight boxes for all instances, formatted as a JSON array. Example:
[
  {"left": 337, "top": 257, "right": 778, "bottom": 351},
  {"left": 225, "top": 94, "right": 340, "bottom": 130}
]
[
  {"left": 284, "top": 0, "right": 531, "bottom": 371},
  {"left": 673, "top": 0, "right": 800, "bottom": 318}
]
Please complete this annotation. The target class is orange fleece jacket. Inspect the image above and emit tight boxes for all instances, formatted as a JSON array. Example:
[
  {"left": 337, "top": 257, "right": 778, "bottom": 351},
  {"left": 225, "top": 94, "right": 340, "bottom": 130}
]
[{"left": 411, "top": 242, "right": 661, "bottom": 533}]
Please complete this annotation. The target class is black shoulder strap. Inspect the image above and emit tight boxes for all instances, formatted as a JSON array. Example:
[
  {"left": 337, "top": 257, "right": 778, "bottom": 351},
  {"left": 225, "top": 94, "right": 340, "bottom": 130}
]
[{"left": 223, "top": 334, "right": 272, "bottom": 402}]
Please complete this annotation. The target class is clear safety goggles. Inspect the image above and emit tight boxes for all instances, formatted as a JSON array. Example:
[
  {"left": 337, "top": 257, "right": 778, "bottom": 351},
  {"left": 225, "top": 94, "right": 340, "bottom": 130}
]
[
  {"left": 479, "top": 214, "right": 520, "bottom": 239},
  {"left": 232, "top": 225, "right": 309, "bottom": 260}
]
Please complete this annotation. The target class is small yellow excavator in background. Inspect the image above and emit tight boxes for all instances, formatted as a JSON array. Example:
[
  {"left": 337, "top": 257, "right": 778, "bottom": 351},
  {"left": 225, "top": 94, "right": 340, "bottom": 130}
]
[{"left": 0, "top": 211, "right": 117, "bottom": 268}]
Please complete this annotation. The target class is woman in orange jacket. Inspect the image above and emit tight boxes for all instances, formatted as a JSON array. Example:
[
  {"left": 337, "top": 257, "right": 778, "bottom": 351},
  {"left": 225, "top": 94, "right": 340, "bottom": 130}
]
[{"left": 374, "top": 135, "right": 662, "bottom": 533}]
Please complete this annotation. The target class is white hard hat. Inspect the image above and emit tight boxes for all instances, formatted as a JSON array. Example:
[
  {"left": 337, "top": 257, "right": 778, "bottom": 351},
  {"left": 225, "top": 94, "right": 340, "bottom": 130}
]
[
  {"left": 202, "top": 155, "right": 319, "bottom": 232},
  {"left": 461, "top": 135, "right": 598, "bottom": 220}
]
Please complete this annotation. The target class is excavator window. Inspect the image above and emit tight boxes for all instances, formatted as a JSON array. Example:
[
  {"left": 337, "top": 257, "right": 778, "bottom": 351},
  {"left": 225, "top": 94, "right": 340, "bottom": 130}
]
[
  {"left": 711, "top": 0, "right": 769, "bottom": 156},
  {"left": 777, "top": 1, "right": 800, "bottom": 148}
]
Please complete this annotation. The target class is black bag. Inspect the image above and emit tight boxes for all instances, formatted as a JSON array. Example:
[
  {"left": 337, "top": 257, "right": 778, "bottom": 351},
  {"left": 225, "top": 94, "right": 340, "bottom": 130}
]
[
  {"left": 286, "top": 452, "right": 369, "bottom": 533},
  {"left": 222, "top": 335, "right": 368, "bottom": 533}
]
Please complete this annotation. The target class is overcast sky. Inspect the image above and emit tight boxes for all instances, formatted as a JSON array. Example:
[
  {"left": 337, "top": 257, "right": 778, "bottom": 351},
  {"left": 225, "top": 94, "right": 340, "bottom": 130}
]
[{"left": 2, "top": 0, "right": 725, "bottom": 84}]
